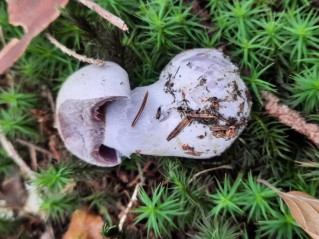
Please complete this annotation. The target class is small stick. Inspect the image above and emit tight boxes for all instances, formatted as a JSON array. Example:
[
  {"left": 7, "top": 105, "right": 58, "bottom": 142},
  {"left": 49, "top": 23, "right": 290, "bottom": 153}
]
[
  {"left": 76, "top": 0, "right": 129, "bottom": 32},
  {"left": 41, "top": 85, "right": 55, "bottom": 113},
  {"left": 0, "top": 128, "right": 35, "bottom": 180},
  {"left": 29, "top": 147, "right": 37, "bottom": 171},
  {"left": 0, "top": 129, "right": 54, "bottom": 237},
  {"left": 127, "top": 175, "right": 140, "bottom": 187},
  {"left": 167, "top": 117, "right": 192, "bottom": 141},
  {"left": 0, "top": 26, "right": 6, "bottom": 46},
  {"left": 49, "top": 135, "right": 61, "bottom": 160},
  {"left": 16, "top": 139, "right": 53, "bottom": 157},
  {"left": 186, "top": 113, "right": 218, "bottom": 119},
  {"left": 118, "top": 162, "right": 144, "bottom": 231},
  {"left": 189, "top": 165, "right": 233, "bottom": 183},
  {"left": 211, "top": 125, "right": 230, "bottom": 131},
  {"left": 131, "top": 91, "right": 149, "bottom": 127},
  {"left": 46, "top": 33, "right": 106, "bottom": 65}
]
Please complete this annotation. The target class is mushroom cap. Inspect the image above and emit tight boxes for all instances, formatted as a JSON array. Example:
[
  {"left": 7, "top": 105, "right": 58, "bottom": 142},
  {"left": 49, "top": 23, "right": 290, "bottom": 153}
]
[
  {"left": 56, "top": 63, "right": 130, "bottom": 166},
  {"left": 56, "top": 63, "right": 130, "bottom": 108},
  {"left": 103, "top": 48, "right": 252, "bottom": 159}
]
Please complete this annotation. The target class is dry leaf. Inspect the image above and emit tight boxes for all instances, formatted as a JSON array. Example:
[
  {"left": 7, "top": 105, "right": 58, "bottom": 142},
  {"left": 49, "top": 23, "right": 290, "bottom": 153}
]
[
  {"left": 0, "top": 0, "right": 128, "bottom": 73},
  {"left": 258, "top": 179, "right": 319, "bottom": 239},
  {"left": 0, "top": 0, "right": 69, "bottom": 73},
  {"left": 1, "top": 174, "right": 27, "bottom": 207},
  {"left": 62, "top": 208, "right": 104, "bottom": 239}
]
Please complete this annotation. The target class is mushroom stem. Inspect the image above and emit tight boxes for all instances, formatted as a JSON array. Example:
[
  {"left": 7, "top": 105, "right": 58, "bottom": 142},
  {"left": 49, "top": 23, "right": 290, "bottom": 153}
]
[{"left": 104, "top": 83, "right": 178, "bottom": 157}]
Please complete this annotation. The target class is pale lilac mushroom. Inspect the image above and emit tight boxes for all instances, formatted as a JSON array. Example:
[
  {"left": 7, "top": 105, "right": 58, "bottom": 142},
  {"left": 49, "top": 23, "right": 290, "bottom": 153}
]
[{"left": 56, "top": 48, "right": 252, "bottom": 167}]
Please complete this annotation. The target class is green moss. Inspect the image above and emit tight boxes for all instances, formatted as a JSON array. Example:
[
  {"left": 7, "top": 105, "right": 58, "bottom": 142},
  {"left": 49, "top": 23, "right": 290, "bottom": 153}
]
[{"left": 1, "top": 0, "right": 319, "bottom": 238}]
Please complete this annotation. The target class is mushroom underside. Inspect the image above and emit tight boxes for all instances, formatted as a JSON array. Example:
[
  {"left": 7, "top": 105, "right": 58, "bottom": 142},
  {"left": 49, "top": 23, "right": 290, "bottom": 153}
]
[{"left": 57, "top": 97, "right": 124, "bottom": 166}]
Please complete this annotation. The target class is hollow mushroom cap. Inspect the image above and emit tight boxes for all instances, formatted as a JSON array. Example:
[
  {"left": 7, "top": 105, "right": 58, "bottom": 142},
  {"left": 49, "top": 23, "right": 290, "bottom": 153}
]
[{"left": 56, "top": 63, "right": 130, "bottom": 166}]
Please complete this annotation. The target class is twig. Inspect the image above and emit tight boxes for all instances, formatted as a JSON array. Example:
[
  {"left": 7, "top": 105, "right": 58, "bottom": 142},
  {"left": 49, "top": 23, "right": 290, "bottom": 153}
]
[
  {"left": 127, "top": 174, "right": 140, "bottom": 187},
  {"left": 118, "top": 162, "right": 144, "bottom": 231},
  {"left": 45, "top": 224, "right": 55, "bottom": 239},
  {"left": 0, "top": 128, "right": 35, "bottom": 180},
  {"left": 127, "top": 158, "right": 153, "bottom": 187},
  {"left": 29, "top": 147, "right": 37, "bottom": 171},
  {"left": 76, "top": 0, "right": 129, "bottom": 32},
  {"left": 46, "top": 33, "right": 106, "bottom": 65},
  {"left": 189, "top": 165, "right": 233, "bottom": 183},
  {"left": 186, "top": 113, "right": 218, "bottom": 119},
  {"left": 0, "top": 131, "right": 54, "bottom": 238},
  {"left": 262, "top": 91, "right": 319, "bottom": 145},
  {"left": 131, "top": 91, "right": 149, "bottom": 127},
  {"left": 49, "top": 135, "right": 61, "bottom": 160},
  {"left": 0, "top": 26, "right": 6, "bottom": 46},
  {"left": 16, "top": 139, "right": 53, "bottom": 157},
  {"left": 41, "top": 85, "right": 55, "bottom": 113}
]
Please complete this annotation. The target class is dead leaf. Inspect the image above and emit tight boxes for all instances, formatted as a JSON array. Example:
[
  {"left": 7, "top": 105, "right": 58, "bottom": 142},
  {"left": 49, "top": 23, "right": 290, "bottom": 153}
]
[
  {"left": 62, "top": 208, "right": 104, "bottom": 239},
  {"left": 0, "top": 0, "right": 69, "bottom": 74},
  {"left": 1, "top": 173, "right": 27, "bottom": 207},
  {"left": 258, "top": 179, "right": 319, "bottom": 239}
]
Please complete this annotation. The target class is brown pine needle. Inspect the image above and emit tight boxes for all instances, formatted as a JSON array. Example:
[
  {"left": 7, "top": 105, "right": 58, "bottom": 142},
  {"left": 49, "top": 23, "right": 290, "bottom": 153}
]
[
  {"left": 131, "top": 91, "right": 149, "bottom": 127},
  {"left": 263, "top": 91, "right": 319, "bottom": 145},
  {"left": 76, "top": 0, "right": 129, "bottom": 32},
  {"left": 167, "top": 118, "right": 192, "bottom": 141},
  {"left": 46, "top": 33, "right": 106, "bottom": 65}
]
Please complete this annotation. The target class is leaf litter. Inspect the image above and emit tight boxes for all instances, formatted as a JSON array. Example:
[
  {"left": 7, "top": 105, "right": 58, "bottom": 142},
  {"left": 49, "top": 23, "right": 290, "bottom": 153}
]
[{"left": 258, "top": 179, "right": 319, "bottom": 239}]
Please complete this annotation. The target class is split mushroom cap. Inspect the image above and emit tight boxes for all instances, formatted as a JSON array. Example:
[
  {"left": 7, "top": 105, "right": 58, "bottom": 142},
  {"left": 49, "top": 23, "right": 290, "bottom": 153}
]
[
  {"left": 56, "top": 63, "right": 130, "bottom": 166},
  {"left": 56, "top": 48, "right": 252, "bottom": 167}
]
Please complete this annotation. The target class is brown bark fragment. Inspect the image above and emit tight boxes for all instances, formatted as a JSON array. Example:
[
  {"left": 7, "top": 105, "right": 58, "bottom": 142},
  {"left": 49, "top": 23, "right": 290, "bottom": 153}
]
[{"left": 262, "top": 91, "right": 319, "bottom": 145}]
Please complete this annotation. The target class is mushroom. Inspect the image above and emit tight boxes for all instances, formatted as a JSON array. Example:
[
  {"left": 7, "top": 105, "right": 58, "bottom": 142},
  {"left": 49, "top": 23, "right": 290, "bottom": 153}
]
[{"left": 56, "top": 48, "right": 252, "bottom": 167}]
